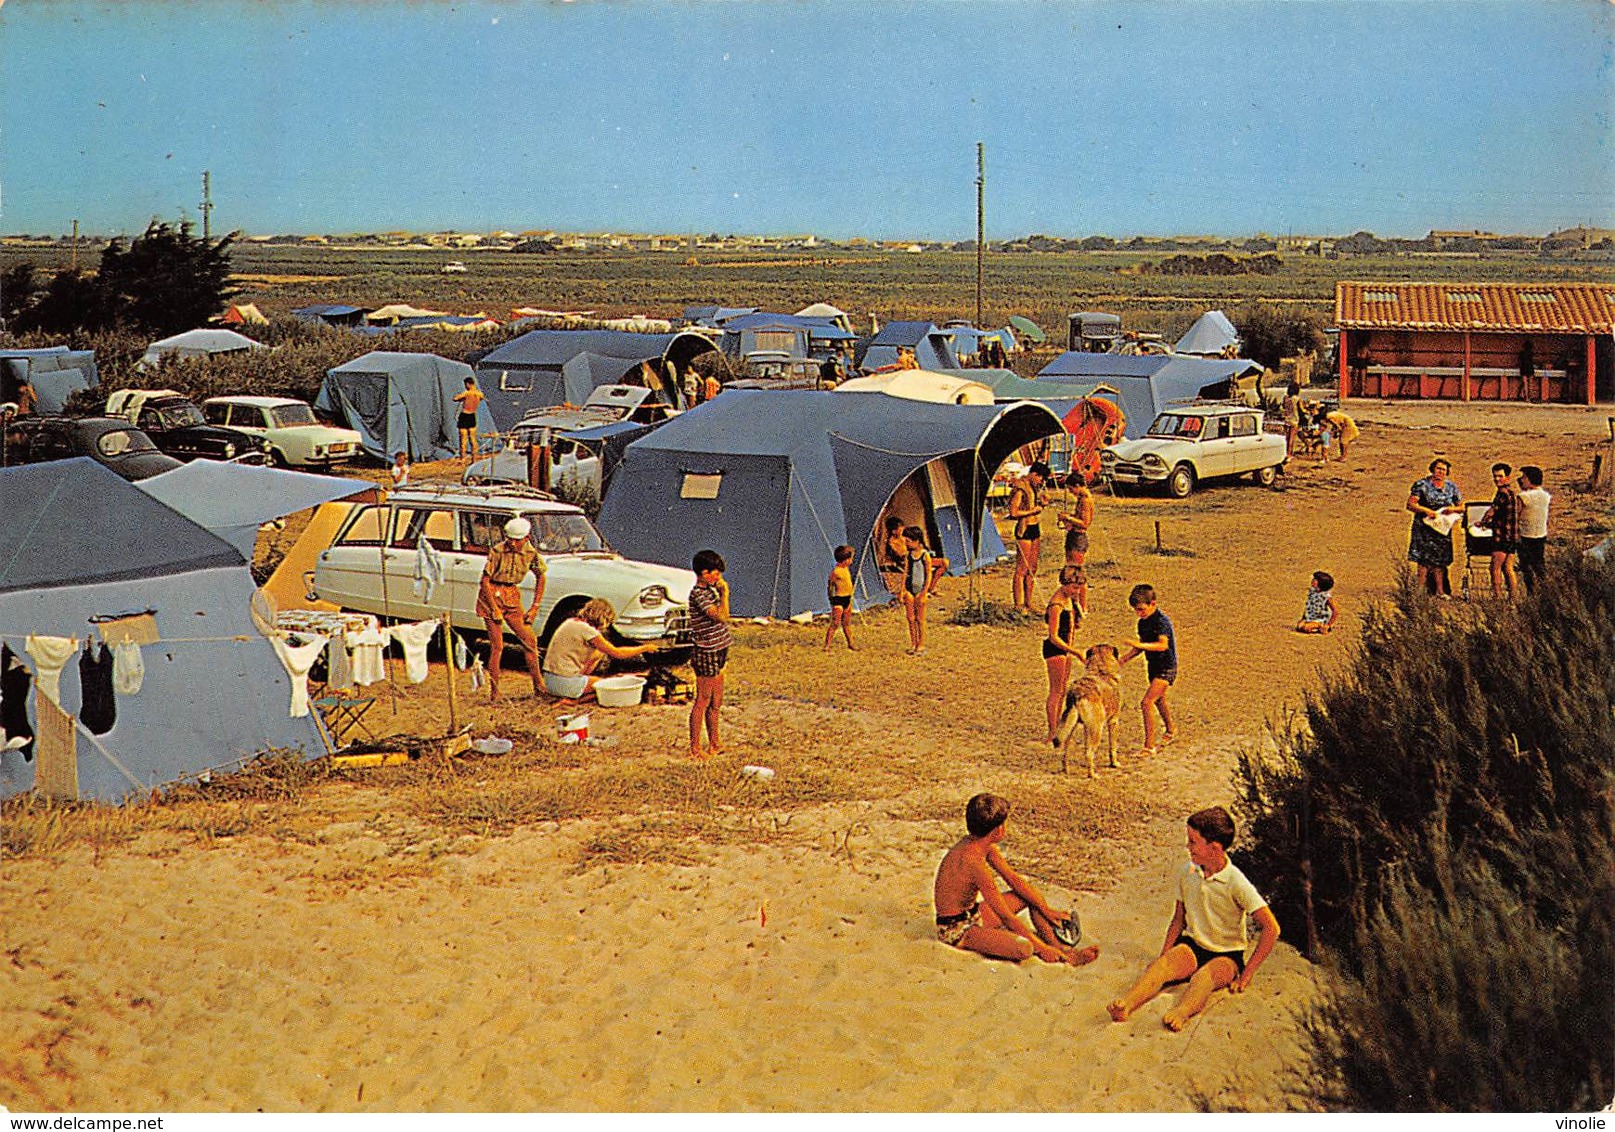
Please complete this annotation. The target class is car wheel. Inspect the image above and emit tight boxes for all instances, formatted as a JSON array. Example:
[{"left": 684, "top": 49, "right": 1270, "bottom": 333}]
[
  {"left": 1166, "top": 464, "right": 1195, "bottom": 498},
  {"left": 269, "top": 447, "right": 289, "bottom": 467},
  {"left": 1254, "top": 464, "right": 1278, "bottom": 487}
]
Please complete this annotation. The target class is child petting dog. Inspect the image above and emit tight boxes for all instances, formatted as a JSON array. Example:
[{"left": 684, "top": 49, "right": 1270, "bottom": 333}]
[
  {"left": 1120, "top": 583, "right": 1177, "bottom": 758},
  {"left": 1107, "top": 806, "right": 1280, "bottom": 1030},
  {"left": 933, "top": 793, "right": 1099, "bottom": 966}
]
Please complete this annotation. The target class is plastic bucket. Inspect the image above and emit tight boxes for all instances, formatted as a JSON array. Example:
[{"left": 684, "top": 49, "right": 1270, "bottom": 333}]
[{"left": 594, "top": 675, "right": 646, "bottom": 708}]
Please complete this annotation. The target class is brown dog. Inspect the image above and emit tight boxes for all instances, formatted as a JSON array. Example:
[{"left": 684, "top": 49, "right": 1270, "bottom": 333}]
[{"left": 1052, "top": 643, "right": 1122, "bottom": 776}]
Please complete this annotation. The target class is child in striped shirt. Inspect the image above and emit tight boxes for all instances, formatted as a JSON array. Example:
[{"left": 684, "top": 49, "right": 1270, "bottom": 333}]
[{"left": 688, "top": 549, "right": 733, "bottom": 760}]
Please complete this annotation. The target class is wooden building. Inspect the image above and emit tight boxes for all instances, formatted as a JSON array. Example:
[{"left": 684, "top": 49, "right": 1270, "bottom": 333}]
[{"left": 1336, "top": 281, "right": 1613, "bottom": 404}]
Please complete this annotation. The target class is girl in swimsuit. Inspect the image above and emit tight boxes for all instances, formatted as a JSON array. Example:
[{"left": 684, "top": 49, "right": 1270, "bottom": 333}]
[
  {"left": 1044, "top": 564, "right": 1085, "bottom": 743},
  {"left": 1010, "top": 462, "right": 1049, "bottom": 613}
]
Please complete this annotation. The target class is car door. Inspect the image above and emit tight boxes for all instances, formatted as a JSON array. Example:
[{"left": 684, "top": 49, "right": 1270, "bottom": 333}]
[
  {"left": 314, "top": 503, "right": 390, "bottom": 613},
  {"left": 1224, "top": 412, "right": 1263, "bottom": 473},
  {"left": 1199, "top": 416, "right": 1239, "bottom": 478},
  {"left": 381, "top": 504, "right": 460, "bottom": 621}
]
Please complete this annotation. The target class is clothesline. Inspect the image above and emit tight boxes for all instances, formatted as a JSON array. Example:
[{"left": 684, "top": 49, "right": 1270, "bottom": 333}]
[{"left": 0, "top": 632, "right": 260, "bottom": 645}]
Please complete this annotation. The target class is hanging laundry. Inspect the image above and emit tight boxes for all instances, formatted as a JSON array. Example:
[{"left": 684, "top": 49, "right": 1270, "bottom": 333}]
[
  {"left": 1, "top": 643, "right": 35, "bottom": 760},
  {"left": 24, "top": 634, "right": 78, "bottom": 706},
  {"left": 454, "top": 631, "right": 471, "bottom": 672},
  {"left": 413, "top": 537, "right": 444, "bottom": 603},
  {"left": 78, "top": 641, "right": 116, "bottom": 735},
  {"left": 351, "top": 627, "right": 388, "bottom": 686},
  {"left": 390, "top": 619, "right": 439, "bottom": 685},
  {"left": 468, "top": 656, "right": 487, "bottom": 692},
  {"left": 112, "top": 641, "right": 145, "bottom": 695},
  {"left": 33, "top": 694, "right": 79, "bottom": 801},
  {"left": 269, "top": 633, "right": 328, "bottom": 717},
  {"left": 326, "top": 634, "right": 354, "bottom": 690},
  {"left": 94, "top": 612, "right": 160, "bottom": 647}
]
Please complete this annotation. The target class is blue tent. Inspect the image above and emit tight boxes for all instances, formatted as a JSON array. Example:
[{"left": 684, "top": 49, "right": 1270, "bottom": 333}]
[
  {"left": 0, "top": 459, "right": 322, "bottom": 804},
  {"left": 719, "top": 313, "right": 856, "bottom": 361},
  {"left": 2, "top": 347, "right": 98, "bottom": 413},
  {"left": 596, "top": 391, "right": 1063, "bottom": 617},
  {"left": 855, "top": 321, "right": 961, "bottom": 372},
  {"left": 292, "top": 303, "right": 367, "bottom": 328},
  {"left": 1034, "top": 353, "right": 1262, "bottom": 438},
  {"left": 133, "top": 460, "right": 372, "bottom": 557},
  {"left": 472, "top": 329, "right": 716, "bottom": 427},
  {"left": 316, "top": 351, "right": 496, "bottom": 461}
]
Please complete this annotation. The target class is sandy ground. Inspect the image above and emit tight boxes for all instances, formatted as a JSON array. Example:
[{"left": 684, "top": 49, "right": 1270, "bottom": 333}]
[{"left": 2, "top": 399, "right": 1610, "bottom": 1112}]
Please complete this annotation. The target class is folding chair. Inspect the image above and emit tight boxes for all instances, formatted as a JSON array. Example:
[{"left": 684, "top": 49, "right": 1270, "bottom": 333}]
[{"left": 314, "top": 694, "right": 377, "bottom": 747}]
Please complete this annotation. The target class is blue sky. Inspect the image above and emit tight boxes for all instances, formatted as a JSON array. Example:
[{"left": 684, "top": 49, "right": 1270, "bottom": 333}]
[{"left": 2, "top": 1, "right": 1610, "bottom": 240}]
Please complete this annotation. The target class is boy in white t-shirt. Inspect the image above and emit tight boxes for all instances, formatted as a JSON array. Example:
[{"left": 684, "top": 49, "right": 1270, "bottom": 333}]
[
  {"left": 1515, "top": 465, "right": 1551, "bottom": 595},
  {"left": 1108, "top": 806, "right": 1280, "bottom": 1030}
]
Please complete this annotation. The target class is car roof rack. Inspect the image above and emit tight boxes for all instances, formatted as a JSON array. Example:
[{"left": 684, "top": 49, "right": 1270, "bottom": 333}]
[{"left": 392, "top": 481, "right": 560, "bottom": 504}]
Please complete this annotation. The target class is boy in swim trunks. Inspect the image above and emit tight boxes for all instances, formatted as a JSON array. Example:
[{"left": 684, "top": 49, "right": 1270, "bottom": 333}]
[
  {"left": 933, "top": 793, "right": 1099, "bottom": 966},
  {"left": 824, "top": 544, "right": 855, "bottom": 651},
  {"left": 1107, "top": 806, "right": 1280, "bottom": 1030}
]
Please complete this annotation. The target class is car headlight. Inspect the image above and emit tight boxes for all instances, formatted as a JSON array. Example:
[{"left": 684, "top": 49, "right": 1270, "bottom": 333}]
[
  {"left": 224, "top": 442, "right": 237, "bottom": 457},
  {"left": 637, "top": 584, "right": 670, "bottom": 607},
  {"left": 1141, "top": 454, "right": 1166, "bottom": 469}
]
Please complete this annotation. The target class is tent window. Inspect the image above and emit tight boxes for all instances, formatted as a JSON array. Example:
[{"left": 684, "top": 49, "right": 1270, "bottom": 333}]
[
  {"left": 335, "top": 505, "right": 386, "bottom": 547},
  {"left": 499, "top": 369, "right": 531, "bottom": 392},
  {"left": 681, "top": 473, "right": 723, "bottom": 500},
  {"left": 752, "top": 330, "right": 797, "bottom": 354}
]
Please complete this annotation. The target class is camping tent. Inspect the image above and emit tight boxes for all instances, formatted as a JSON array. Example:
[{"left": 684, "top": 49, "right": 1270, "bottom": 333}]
[
  {"left": 1, "top": 347, "right": 98, "bottom": 413},
  {"left": 138, "top": 329, "right": 268, "bottom": 370},
  {"left": 854, "top": 321, "right": 961, "bottom": 372},
  {"left": 1174, "top": 310, "right": 1241, "bottom": 356},
  {"left": 217, "top": 303, "right": 269, "bottom": 326},
  {"left": 596, "top": 390, "right": 1063, "bottom": 617},
  {"left": 472, "top": 329, "right": 716, "bottom": 427},
  {"left": 834, "top": 370, "right": 995, "bottom": 404},
  {"left": 292, "top": 304, "right": 367, "bottom": 328},
  {"left": 133, "top": 460, "right": 374, "bottom": 557},
  {"left": 0, "top": 459, "right": 323, "bottom": 804},
  {"left": 365, "top": 303, "right": 447, "bottom": 325},
  {"left": 1033, "top": 353, "right": 1262, "bottom": 437},
  {"left": 315, "top": 351, "right": 497, "bottom": 461}
]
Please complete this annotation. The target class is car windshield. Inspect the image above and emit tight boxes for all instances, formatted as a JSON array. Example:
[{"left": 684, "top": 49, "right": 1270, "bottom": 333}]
[
  {"left": 269, "top": 404, "right": 318, "bottom": 427},
  {"left": 530, "top": 511, "right": 605, "bottom": 554},
  {"left": 97, "top": 428, "right": 158, "bottom": 456},
  {"left": 158, "top": 403, "right": 206, "bottom": 429},
  {"left": 1146, "top": 414, "right": 1204, "bottom": 439}
]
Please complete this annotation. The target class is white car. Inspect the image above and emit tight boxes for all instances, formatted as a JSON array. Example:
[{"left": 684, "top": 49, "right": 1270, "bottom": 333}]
[
  {"left": 310, "top": 483, "right": 694, "bottom": 645},
  {"left": 202, "top": 395, "right": 363, "bottom": 468},
  {"left": 1100, "top": 403, "right": 1286, "bottom": 498}
]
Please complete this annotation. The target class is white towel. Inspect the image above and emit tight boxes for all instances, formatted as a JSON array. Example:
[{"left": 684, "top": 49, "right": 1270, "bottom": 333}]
[
  {"left": 326, "top": 635, "right": 354, "bottom": 689},
  {"left": 351, "top": 627, "right": 388, "bottom": 686},
  {"left": 24, "top": 634, "right": 79, "bottom": 706},
  {"left": 1423, "top": 512, "right": 1461, "bottom": 536},
  {"left": 112, "top": 642, "right": 145, "bottom": 695},
  {"left": 269, "top": 633, "right": 328, "bottom": 717},
  {"left": 413, "top": 537, "right": 444, "bottom": 603},
  {"left": 390, "top": 620, "right": 439, "bottom": 685}
]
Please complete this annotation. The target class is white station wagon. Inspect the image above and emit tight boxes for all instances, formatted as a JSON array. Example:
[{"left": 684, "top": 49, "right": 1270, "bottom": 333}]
[
  {"left": 310, "top": 483, "right": 694, "bottom": 645},
  {"left": 1100, "top": 403, "right": 1286, "bottom": 498},
  {"left": 203, "top": 395, "right": 362, "bottom": 468}
]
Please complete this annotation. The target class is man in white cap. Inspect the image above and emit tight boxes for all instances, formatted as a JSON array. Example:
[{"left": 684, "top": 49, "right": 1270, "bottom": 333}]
[{"left": 476, "top": 516, "right": 546, "bottom": 701}]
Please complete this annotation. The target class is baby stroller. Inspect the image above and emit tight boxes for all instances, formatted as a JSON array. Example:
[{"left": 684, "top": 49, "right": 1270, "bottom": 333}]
[{"left": 1459, "top": 501, "right": 1495, "bottom": 599}]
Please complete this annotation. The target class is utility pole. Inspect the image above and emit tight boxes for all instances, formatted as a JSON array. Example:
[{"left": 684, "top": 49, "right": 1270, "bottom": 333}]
[
  {"left": 71, "top": 220, "right": 79, "bottom": 272},
  {"left": 199, "top": 171, "right": 214, "bottom": 242},
  {"left": 975, "top": 142, "right": 985, "bottom": 328}
]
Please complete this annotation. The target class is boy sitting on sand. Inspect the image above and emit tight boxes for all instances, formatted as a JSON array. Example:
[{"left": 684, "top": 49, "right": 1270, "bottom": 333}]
[
  {"left": 933, "top": 793, "right": 1099, "bottom": 966},
  {"left": 1107, "top": 806, "right": 1280, "bottom": 1030}
]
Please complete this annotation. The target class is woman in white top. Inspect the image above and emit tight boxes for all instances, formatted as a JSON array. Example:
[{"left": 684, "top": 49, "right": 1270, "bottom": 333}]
[{"left": 541, "top": 598, "right": 661, "bottom": 700}]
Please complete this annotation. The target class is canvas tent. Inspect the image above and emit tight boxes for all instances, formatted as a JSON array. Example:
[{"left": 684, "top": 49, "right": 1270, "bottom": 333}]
[
  {"left": 1034, "top": 353, "right": 1262, "bottom": 438},
  {"left": 1174, "top": 310, "right": 1241, "bottom": 356},
  {"left": 854, "top": 321, "right": 961, "bottom": 372},
  {"left": 138, "top": 328, "right": 268, "bottom": 370},
  {"left": 293, "top": 304, "right": 367, "bottom": 328},
  {"left": 217, "top": 303, "right": 269, "bottom": 326},
  {"left": 133, "top": 460, "right": 374, "bottom": 557},
  {"left": 316, "top": 351, "right": 497, "bottom": 461},
  {"left": 834, "top": 370, "right": 995, "bottom": 404},
  {"left": 472, "top": 329, "right": 716, "bottom": 428},
  {"left": 0, "top": 459, "right": 322, "bottom": 804},
  {"left": 1, "top": 347, "right": 98, "bottom": 413},
  {"left": 596, "top": 390, "right": 1063, "bottom": 618}
]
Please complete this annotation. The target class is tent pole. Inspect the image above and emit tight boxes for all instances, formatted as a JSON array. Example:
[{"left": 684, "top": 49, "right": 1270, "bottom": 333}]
[{"left": 443, "top": 612, "right": 458, "bottom": 734}]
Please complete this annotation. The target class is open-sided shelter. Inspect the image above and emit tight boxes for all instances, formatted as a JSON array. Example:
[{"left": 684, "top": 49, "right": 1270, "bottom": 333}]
[
  {"left": 1, "top": 347, "right": 98, "bottom": 413},
  {"left": 316, "top": 351, "right": 497, "bottom": 461},
  {"left": 472, "top": 329, "right": 716, "bottom": 427},
  {"left": 0, "top": 459, "right": 322, "bottom": 804},
  {"left": 1035, "top": 352, "right": 1261, "bottom": 437},
  {"left": 596, "top": 390, "right": 1063, "bottom": 617}
]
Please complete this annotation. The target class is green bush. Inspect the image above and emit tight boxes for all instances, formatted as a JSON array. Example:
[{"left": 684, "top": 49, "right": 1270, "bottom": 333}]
[{"left": 1234, "top": 554, "right": 1615, "bottom": 1110}]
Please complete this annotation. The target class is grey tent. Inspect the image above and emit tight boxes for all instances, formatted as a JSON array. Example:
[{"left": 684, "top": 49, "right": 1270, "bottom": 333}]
[
  {"left": 133, "top": 460, "right": 373, "bottom": 557},
  {"left": 472, "top": 329, "right": 716, "bottom": 428},
  {"left": 1174, "top": 310, "right": 1241, "bottom": 356},
  {"left": 316, "top": 351, "right": 497, "bottom": 461},
  {"left": 597, "top": 390, "right": 1062, "bottom": 617},
  {"left": 0, "top": 459, "right": 323, "bottom": 804},
  {"left": 138, "top": 328, "right": 267, "bottom": 370},
  {"left": 2, "top": 347, "right": 98, "bottom": 413},
  {"left": 1034, "top": 353, "right": 1262, "bottom": 437},
  {"left": 854, "top": 321, "right": 961, "bottom": 372}
]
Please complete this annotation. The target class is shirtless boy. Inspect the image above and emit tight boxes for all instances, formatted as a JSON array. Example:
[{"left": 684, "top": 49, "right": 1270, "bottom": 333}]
[{"left": 933, "top": 793, "right": 1099, "bottom": 966}]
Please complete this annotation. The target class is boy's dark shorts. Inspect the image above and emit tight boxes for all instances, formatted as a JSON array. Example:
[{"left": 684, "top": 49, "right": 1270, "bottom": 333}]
[
  {"left": 1184, "top": 936, "right": 1245, "bottom": 974},
  {"left": 692, "top": 647, "right": 728, "bottom": 678},
  {"left": 829, "top": 595, "right": 851, "bottom": 609},
  {"left": 1064, "top": 528, "right": 1089, "bottom": 556},
  {"left": 1147, "top": 666, "right": 1178, "bottom": 686}
]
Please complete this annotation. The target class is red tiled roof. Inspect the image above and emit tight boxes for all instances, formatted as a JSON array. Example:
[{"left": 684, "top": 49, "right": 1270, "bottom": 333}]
[{"left": 1335, "top": 281, "right": 1615, "bottom": 333}]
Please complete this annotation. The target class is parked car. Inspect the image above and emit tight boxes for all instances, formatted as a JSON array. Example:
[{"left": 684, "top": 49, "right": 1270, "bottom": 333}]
[
  {"left": 1100, "top": 403, "right": 1286, "bottom": 498},
  {"left": 1, "top": 415, "right": 184, "bottom": 480},
  {"left": 105, "top": 389, "right": 272, "bottom": 464},
  {"left": 201, "top": 395, "right": 363, "bottom": 468},
  {"left": 310, "top": 483, "right": 695, "bottom": 647}
]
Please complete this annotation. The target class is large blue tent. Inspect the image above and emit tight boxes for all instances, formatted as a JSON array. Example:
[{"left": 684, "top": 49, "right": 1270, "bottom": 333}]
[
  {"left": 472, "top": 329, "right": 716, "bottom": 427},
  {"left": 1033, "top": 353, "right": 1262, "bottom": 437},
  {"left": 133, "top": 460, "right": 373, "bottom": 557},
  {"left": 0, "top": 459, "right": 322, "bottom": 803},
  {"left": 316, "top": 351, "right": 497, "bottom": 461},
  {"left": 596, "top": 391, "right": 1063, "bottom": 617},
  {"left": 2, "top": 347, "right": 98, "bottom": 413}
]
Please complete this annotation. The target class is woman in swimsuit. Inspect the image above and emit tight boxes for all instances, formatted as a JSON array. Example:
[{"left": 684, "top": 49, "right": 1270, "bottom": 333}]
[
  {"left": 1009, "top": 462, "right": 1049, "bottom": 613},
  {"left": 1043, "top": 564, "right": 1085, "bottom": 744}
]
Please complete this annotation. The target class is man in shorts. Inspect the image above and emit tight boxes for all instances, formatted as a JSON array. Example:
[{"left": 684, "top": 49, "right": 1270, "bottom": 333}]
[{"left": 476, "top": 517, "right": 545, "bottom": 702}]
